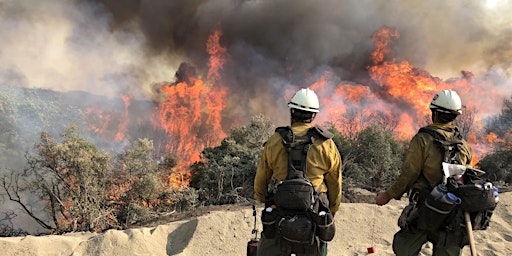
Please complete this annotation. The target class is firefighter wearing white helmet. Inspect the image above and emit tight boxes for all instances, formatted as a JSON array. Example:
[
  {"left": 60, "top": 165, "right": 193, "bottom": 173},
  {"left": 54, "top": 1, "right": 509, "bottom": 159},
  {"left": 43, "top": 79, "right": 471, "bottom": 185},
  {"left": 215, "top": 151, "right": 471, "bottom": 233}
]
[
  {"left": 288, "top": 88, "right": 320, "bottom": 112},
  {"left": 254, "top": 88, "right": 342, "bottom": 256},
  {"left": 429, "top": 89, "right": 463, "bottom": 123},
  {"left": 287, "top": 88, "right": 320, "bottom": 123},
  {"left": 376, "top": 89, "right": 473, "bottom": 255}
]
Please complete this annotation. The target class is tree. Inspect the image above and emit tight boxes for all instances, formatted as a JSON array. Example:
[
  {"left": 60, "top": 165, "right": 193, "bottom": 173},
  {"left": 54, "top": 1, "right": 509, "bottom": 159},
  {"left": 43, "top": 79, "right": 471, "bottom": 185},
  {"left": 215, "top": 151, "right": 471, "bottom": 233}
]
[
  {"left": 454, "top": 106, "right": 476, "bottom": 139},
  {"left": 333, "top": 109, "right": 399, "bottom": 140},
  {"left": 478, "top": 96, "right": 512, "bottom": 184},
  {"left": 327, "top": 123, "right": 354, "bottom": 174},
  {"left": 477, "top": 150, "right": 512, "bottom": 184},
  {"left": 343, "top": 125, "right": 404, "bottom": 189},
  {"left": 190, "top": 114, "right": 274, "bottom": 205},
  {"left": 1, "top": 127, "right": 200, "bottom": 234},
  {"left": 1, "top": 126, "right": 114, "bottom": 233},
  {"left": 112, "top": 139, "right": 197, "bottom": 226},
  {"left": 486, "top": 96, "right": 512, "bottom": 138},
  {"left": 112, "top": 138, "right": 161, "bottom": 225},
  {"left": 0, "top": 88, "right": 23, "bottom": 167}
]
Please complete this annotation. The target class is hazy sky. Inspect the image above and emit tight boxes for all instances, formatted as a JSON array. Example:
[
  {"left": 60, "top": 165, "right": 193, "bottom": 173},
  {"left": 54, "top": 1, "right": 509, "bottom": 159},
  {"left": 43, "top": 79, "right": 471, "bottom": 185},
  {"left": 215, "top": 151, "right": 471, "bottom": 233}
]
[{"left": 1, "top": 0, "right": 511, "bottom": 126}]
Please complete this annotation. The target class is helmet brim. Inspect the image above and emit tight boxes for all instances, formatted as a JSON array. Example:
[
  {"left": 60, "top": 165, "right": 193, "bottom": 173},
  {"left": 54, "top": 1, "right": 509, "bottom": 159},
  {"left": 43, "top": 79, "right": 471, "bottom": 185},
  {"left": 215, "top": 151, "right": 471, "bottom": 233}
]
[
  {"left": 429, "top": 103, "right": 462, "bottom": 115},
  {"left": 288, "top": 102, "right": 319, "bottom": 113}
]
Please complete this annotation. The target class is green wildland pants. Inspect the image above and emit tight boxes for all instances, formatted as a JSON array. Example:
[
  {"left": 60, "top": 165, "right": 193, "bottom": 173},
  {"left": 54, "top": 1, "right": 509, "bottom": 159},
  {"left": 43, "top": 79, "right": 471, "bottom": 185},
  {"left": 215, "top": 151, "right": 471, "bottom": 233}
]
[
  {"left": 257, "top": 234, "right": 327, "bottom": 256},
  {"left": 393, "top": 225, "right": 462, "bottom": 256}
]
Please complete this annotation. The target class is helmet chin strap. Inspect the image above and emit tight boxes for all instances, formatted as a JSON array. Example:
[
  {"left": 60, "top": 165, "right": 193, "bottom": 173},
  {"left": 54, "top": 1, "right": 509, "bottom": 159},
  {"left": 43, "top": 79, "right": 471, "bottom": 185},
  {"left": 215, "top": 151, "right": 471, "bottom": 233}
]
[{"left": 431, "top": 111, "right": 439, "bottom": 123}]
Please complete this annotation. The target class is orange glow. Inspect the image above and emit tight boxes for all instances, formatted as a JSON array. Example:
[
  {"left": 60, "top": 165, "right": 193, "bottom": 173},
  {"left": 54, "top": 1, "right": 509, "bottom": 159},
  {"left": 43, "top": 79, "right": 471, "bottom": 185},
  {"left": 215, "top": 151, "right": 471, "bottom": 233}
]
[
  {"left": 85, "top": 95, "right": 132, "bottom": 144},
  {"left": 367, "top": 28, "right": 441, "bottom": 138},
  {"left": 158, "top": 79, "right": 227, "bottom": 187},
  {"left": 82, "top": 24, "right": 506, "bottom": 186},
  {"left": 308, "top": 26, "right": 503, "bottom": 163},
  {"left": 85, "top": 108, "right": 112, "bottom": 135},
  {"left": 156, "top": 26, "right": 228, "bottom": 188},
  {"left": 485, "top": 132, "right": 501, "bottom": 149},
  {"left": 309, "top": 73, "right": 328, "bottom": 92},
  {"left": 207, "top": 23, "right": 227, "bottom": 82},
  {"left": 503, "top": 129, "right": 512, "bottom": 150},
  {"left": 115, "top": 95, "right": 131, "bottom": 142},
  {"left": 336, "top": 84, "right": 372, "bottom": 103},
  {"left": 370, "top": 26, "right": 399, "bottom": 65}
]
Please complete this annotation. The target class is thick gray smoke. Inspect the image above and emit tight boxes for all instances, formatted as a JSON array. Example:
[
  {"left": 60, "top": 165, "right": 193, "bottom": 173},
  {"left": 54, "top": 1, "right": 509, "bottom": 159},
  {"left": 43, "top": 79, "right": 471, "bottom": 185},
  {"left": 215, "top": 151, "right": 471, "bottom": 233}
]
[
  {"left": 1, "top": 0, "right": 511, "bottom": 124},
  {"left": 1, "top": 0, "right": 512, "bottom": 234}
]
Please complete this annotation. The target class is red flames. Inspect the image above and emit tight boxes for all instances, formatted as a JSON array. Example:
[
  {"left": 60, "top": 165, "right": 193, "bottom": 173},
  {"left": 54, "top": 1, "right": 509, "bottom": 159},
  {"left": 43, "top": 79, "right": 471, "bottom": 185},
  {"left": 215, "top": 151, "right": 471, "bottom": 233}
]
[
  {"left": 156, "top": 25, "right": 228, "bottom": 187},
  {"left": 286, "top": 27, "right": 506, "bottom": 166},
  {"left": 114, "top": 95, "right": 131, "bottom": 142},
  {"left": 366, "top": 27, "right": 504, "bottom": 165},
  {"left": 324, "top": 27, "right": 504, "bottom": 165},
  {"left": 87, "top": 25, "right": 508, "bottom": 183}
]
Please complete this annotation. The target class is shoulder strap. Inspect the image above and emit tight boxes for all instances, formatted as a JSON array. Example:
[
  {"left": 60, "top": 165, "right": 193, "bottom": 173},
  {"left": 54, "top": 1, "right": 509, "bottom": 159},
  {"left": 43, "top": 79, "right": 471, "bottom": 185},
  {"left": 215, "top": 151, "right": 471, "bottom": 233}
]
[
  {"left": 276, "top": 126, "right": 313, "bottom": 179},
  {"left": 276, "top": 126, "right": 293, "bottom": 144},
  {"left": 418, "top": 126, "right": 464, "bottom": 165},
  {"left": 416, "top": 126, "right": 466, "bottom": 190},
  {"left": 308, "top": 125, "right": 334, "bottom": 140},
  {"left": 418, "top": 126, "right": 445, "bottom": 141}
]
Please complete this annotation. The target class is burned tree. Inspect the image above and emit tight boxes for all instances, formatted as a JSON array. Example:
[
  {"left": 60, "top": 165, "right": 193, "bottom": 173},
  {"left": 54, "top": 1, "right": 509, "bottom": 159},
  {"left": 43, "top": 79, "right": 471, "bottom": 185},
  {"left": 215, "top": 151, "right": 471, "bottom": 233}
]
[{"left": 1, "top": 126, "right": 115, "bottom": 233}]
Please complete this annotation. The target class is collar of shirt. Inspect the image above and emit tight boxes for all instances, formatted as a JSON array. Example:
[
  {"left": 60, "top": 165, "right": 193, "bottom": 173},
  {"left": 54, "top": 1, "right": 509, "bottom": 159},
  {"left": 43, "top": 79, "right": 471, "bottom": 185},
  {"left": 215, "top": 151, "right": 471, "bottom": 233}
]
[
  {"left": 427, "top": 123, "right": 459, "bottom": 133},
  {"left": 290, "top": 122, "right": 312, "bottom": 136}
]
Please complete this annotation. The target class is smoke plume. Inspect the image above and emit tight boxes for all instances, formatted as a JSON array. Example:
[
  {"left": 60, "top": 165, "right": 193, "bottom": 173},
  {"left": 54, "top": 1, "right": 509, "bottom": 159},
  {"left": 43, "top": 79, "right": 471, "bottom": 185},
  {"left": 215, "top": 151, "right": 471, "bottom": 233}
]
[{"left": 1, "top": 0, "right": 512, "bottom": 139}]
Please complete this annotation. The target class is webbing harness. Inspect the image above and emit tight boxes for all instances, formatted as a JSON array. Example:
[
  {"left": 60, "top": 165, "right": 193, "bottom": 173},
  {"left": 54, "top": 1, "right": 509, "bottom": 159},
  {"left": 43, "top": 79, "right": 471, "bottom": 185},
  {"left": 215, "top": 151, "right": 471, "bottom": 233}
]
[
  {"left": 414, "top": 126, "right": 465, "bottom": 193},
  {"left": 273, "top": 126, "right": 333, "bottom": 255},
  {"left": 276, "top": 126, "right": 313, "bottom": 180},
  {"left": 419, "top": 126, "right": 464, "bottom": 165}
]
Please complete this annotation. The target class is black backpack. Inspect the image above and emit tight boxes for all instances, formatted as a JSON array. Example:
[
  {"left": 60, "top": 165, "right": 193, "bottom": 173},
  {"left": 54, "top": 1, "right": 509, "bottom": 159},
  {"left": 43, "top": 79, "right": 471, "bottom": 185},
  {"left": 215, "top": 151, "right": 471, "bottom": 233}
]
[
  {"left": 419, "top": 126, "right": 465, "bottom": 165},
  {"left": 265, "top": 126, "right": 336, "bottom": 246},
  {"left": 419, "top": 126, "right": 497, "bottom": 231},
  {"left": 272, "top": 126, "right": 317, "bottom": 211}
]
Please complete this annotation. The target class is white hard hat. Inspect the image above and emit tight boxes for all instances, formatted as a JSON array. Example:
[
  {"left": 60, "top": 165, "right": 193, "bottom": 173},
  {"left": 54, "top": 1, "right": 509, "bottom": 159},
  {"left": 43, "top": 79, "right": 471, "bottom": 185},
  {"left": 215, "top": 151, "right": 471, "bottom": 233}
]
[
  {"left": 287, "top": 88, "right": 320, "bottom": 113},
  {"left": 429, "top": 89, "right": 462, "bottom": 115}
]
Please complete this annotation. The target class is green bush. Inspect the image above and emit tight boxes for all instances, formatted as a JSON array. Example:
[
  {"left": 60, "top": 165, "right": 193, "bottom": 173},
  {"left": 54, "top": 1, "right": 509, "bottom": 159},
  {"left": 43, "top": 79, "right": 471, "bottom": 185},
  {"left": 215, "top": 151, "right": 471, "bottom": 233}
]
[
  {"left": 189, "top": 114, "right": 274, "bottom": 205},
  {"left": 1, "top": 127, "right": 198, "bottom": 234}
]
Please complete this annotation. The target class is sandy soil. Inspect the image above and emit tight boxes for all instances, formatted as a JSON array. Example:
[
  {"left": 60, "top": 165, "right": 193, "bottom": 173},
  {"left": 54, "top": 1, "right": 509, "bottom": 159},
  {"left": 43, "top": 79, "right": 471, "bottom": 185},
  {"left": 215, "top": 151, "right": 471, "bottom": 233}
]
[{"left": 0, "top": 190, "right": 510, "bottom": 256}]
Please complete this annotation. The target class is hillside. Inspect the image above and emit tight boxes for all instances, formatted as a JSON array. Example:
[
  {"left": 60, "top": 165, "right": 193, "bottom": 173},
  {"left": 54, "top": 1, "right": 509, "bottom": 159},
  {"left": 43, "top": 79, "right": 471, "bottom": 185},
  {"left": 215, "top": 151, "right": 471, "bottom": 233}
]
[{"left": 0, "top": 191, "right": 510, "bottom": 256}]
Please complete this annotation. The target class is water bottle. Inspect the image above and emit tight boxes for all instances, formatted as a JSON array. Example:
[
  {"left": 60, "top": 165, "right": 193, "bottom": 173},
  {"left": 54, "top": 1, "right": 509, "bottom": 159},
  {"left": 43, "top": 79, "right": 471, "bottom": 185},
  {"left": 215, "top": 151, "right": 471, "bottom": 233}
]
[
  {"left": 438, "top": 192, "right": 462, "bottom": 205},
  {"left": 315, "top": 210, "right": 335, "bottom": 242},
  {"left": 261, "top": 207, "right": 277, "bottom": 238},
  {"left": 316, "top": 211, "right": 329, "bottom": 226},
  {"left": 430, "top": 184, "right": 448, "bottom": 200},
  {"left": 493, "top": 187, "right": 499, "bottom": 203}
]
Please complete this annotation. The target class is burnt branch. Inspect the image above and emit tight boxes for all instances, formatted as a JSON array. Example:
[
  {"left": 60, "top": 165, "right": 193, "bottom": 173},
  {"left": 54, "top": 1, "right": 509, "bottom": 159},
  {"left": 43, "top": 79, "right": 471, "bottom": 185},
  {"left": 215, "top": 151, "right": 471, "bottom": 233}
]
[{"left": 1, "top": 173, "right": 53, "bottom": 230}]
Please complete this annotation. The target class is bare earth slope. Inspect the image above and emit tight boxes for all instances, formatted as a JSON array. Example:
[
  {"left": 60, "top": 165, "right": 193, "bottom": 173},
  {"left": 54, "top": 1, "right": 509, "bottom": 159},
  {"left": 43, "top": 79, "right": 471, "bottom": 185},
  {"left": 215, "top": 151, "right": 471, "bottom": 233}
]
[{"left": 0, "top": 192, "right": 511, "bottom": 256}]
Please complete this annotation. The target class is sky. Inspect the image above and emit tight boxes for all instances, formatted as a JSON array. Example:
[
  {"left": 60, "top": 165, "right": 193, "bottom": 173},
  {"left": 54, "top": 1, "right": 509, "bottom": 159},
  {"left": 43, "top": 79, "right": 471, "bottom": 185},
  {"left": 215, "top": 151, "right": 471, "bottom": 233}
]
[
  {"left": 1, "top": 0, "right": 512, "bottom": 234},
  {"left": 1, "top": 0, "right": 511, "bottom": 132}
]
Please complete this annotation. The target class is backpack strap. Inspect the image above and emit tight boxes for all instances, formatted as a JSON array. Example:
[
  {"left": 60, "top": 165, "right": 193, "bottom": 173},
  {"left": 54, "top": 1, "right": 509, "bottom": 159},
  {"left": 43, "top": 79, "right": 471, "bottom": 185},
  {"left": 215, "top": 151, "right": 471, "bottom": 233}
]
[
  {"left": 415, "top": 127, "right": 463, "bottom": 191},
  {"left": 275, "top": 126, "right": 314, "bottom": 180},
  {"left": 308, "top": 125, "right": 334, "bottom": 140},
  {"left": 418, "top": 126, "right": 464, "bottom": 165}
]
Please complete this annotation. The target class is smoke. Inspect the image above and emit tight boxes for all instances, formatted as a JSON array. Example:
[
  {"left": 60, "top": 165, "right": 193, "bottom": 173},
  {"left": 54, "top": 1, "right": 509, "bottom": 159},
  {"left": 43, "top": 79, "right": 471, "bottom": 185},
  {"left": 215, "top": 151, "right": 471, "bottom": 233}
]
[
  {"left": 2, "top": 0, "right": 512, "bottom": 234},
  {"left": 1, "top": 0, "right": 512, "bottom": 123}
]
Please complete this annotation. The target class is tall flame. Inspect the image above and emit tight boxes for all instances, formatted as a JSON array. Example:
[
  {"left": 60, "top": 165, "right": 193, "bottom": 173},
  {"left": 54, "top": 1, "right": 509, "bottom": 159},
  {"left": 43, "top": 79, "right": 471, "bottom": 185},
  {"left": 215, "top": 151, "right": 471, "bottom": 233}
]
[
  {"left": 156, "top": 25, "right": 228, "bottom": 187},
  {"left": 115, "top": 94, "right": 131, "bottom": 142},
  {"left": 83, "top": 25, "right": 508, "bottom": 181},
  {"left": 316, "top": 26, "right": 502, "bottom": 165}
]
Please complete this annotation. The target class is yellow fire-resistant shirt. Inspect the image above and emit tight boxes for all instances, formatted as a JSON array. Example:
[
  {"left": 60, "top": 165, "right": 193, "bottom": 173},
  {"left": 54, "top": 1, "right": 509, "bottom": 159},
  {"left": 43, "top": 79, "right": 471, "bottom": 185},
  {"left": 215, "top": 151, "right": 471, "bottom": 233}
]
[
  {"left": 253, "top": 122, "right": 342, "bottom": 214},
  {"left": 386, "top": 123, "right": 472, "bottom": 199}
]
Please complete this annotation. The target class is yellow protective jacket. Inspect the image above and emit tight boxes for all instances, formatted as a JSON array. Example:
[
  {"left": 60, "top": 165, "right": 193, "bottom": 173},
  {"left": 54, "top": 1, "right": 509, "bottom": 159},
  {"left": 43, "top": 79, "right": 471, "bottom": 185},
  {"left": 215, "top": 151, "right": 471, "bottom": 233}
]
[
  {"left": 386, "top": 123, "right": 472, "bottom": 199},
  {"left": 253, "top": 122, "right": 342, "bottom": 214}
]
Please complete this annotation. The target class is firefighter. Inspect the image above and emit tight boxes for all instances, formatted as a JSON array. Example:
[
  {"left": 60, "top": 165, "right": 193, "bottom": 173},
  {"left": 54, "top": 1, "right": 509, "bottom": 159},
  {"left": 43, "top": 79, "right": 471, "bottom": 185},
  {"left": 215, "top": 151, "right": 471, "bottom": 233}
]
[
  {"left": 375, "top": 89, "right": 472, "bottom": 255},
  {"left": 254, "top": 88, "right": 342, "bottom": 256}
]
